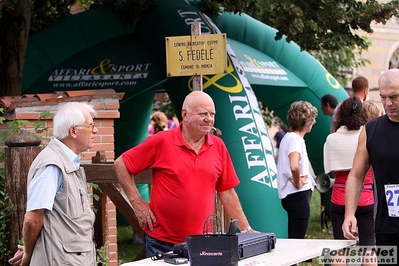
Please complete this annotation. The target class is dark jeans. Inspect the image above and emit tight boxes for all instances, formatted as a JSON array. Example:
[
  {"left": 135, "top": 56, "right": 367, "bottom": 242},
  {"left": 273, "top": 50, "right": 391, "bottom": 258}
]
[
  {"left": 144, "top": 232, "right": 175, "bottom": 258},
  {"left": 281, "top": 189, "right": 312, "bottom": 239}
]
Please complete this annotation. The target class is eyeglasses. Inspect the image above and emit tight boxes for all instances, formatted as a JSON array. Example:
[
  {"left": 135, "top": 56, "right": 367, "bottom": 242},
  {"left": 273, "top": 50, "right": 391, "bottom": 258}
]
[{"left": 75, "top": 123, "right": 96, "bottom": 133}]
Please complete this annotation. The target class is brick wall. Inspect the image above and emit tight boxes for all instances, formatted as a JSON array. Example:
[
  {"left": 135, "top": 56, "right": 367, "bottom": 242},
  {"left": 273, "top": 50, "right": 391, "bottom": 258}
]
[{"left": 0, "top": 89, "right": 123, "bottom": 266}]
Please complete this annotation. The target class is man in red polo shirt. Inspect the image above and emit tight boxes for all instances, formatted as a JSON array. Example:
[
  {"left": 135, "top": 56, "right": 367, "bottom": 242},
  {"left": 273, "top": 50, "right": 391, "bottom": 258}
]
[{"left": 114, "top": 90, "right": 255, "bottom": 257}]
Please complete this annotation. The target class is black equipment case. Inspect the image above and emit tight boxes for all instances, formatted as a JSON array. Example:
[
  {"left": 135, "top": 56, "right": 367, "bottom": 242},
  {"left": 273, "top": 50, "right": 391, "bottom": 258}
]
[
  {"left": 237, "top": 232, "right": 276, "bottom": 259},
  {"left": 173, "top": 232, "right": 276, "bottom": 260}
]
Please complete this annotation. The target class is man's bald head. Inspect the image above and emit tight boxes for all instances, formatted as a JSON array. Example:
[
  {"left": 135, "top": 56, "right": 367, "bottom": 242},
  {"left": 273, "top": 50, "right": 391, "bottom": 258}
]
[
  {"left": 182, "top": 91, "right": 214, "bottom": 112},
  {"left": 379, "top": 69, "right": 399, "bottom": 86}
]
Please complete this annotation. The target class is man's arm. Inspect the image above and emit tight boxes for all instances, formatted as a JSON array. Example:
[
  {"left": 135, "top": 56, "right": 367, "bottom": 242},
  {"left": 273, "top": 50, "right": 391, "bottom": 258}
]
[
  {"left": 20, "top": 209, "right": 45, "bottom": 266},
  {"left": 218, "top": 189, "right": 256, "bottom": 233},
  {"left": 12, "top": 165, "right": 62, "bottom": 265},
  {"left": 342, "top": 127, "right": 370, "bottom": 239},
  {"left": 114, "top": 156, "right": 156, "bottom": 230}
]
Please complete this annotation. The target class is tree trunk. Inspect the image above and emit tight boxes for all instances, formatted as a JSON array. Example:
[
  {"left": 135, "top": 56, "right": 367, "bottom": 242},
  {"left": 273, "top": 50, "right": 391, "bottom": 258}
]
[{"left": 0, "top": 1, "right": 32, "bottom": 97}]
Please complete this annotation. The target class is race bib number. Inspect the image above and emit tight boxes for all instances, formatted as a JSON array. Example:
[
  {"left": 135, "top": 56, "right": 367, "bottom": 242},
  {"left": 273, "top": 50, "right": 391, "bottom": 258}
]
[{"left": 385, "top": 184, "right": 399, "bottom": 217}]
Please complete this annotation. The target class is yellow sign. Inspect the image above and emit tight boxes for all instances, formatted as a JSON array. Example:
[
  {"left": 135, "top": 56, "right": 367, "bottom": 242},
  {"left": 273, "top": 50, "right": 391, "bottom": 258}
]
[{"left": 165, "top": 34, "right": 227, "bottom": 77}]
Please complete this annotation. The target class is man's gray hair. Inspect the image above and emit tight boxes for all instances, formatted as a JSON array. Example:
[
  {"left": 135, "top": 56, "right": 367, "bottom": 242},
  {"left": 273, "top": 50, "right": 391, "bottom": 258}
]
[{"left": 53, "top": 102, "right": 96, "bottom": 139}]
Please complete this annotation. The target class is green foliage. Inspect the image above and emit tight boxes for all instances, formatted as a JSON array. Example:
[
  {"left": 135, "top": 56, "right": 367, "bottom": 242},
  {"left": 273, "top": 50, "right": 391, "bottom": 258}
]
[
  {"left": 0, "top": 110, "right": 53, "bottom": 264},
  {"left": 0, "top": 180, "right": 15, "bottom": 263},
  {"left": 88, "top": 182, "right": 103, "bottom": 214},
  {"left": 200, "top": 0, "right": 398, "bottom": 82},
  {"left": 202, "top": 0, "right": 399, "bottom": 52},
  {"left": 35, "top": 110, "right": 53, "bottom": 135},
  {"left": 0, "top": 1, "right": 92, "bottom": 35},
  {"left": 0, "top": 110, "right": 53, "bottom": 145},
  {"left": 89, "top": 183, "right": 102, "bottom": 202},
  {"left": 91, "top": 0, "right": 158, "bottom": 27},
  {"left": 0, "top": 108, "right": 12, "bottom": 264},
  {"left": 0, "top": 109, "right": 4, "bottom": 125},
  {"left": 117, "top": 225, "right": 144, "bottom": 264},
  {"left": 311, "top": 37, "right": 372, "bottom": 86},
  {"left": 29, "top": 0, "right": 92, "bottom": 35},
  {"left": 96, "top": 241, "right": 110, "bottom": 266},
  {"left": 87, "top": 186, "right": 111, "bottom": 264}
]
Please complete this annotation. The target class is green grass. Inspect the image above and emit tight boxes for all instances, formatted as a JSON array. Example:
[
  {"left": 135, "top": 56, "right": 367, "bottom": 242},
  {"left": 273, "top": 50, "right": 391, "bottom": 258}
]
[
  {"left": 117, "top": 225, "right": 143, "bottom": 265},
  {"left": 117, "top": 191, "right": 333, "bottom": 265}
]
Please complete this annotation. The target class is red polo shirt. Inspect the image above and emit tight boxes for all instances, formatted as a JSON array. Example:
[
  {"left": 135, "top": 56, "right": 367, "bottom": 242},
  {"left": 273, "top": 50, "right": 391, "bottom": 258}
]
[{"left": 122, "top": 125, "right": 240, "bottom": 244}]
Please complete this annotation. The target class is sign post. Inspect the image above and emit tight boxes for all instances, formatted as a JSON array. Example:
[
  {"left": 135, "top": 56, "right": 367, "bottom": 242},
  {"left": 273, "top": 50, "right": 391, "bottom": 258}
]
[
  {"left": 191, "top": 23, "right": 202, "bottom": 91},
  {"left": 165, "top": 22, "right": 227, "bottom": 91}
]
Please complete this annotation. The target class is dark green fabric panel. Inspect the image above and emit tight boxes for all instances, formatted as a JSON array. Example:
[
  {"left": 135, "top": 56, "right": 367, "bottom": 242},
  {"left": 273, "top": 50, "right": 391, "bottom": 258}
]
[{"left": 23, "top": 7, "right": 132, "bottom": 92}]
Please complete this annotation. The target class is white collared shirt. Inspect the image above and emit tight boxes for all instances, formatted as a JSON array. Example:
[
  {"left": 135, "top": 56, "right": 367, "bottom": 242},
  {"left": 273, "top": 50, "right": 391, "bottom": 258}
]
[{"left": 27, "top": 138, "right": 79, "bottom": 213}]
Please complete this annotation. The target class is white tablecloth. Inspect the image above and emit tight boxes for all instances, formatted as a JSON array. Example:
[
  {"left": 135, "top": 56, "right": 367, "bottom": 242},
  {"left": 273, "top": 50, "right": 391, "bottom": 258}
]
[{"left": 121, "top": 238, "right": 356, "bottom": 266}]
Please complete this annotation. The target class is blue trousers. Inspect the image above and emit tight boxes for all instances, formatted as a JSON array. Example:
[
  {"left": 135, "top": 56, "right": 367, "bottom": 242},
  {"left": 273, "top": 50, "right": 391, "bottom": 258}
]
[{"left": 144, "top": 232, "right": 175, "bottom": 258}]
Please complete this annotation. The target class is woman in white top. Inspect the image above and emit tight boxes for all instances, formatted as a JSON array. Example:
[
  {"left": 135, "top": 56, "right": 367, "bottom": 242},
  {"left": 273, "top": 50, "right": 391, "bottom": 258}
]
[
  {"left": 324, "top": 97, "right": 375, "bottom": 246},
  {"left": 277, "top": 101, "right": 318, "bottom": 239}
]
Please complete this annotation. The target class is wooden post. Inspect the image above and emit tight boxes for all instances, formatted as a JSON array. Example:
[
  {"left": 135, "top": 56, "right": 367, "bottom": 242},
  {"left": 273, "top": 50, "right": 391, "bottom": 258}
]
[
  {"left": 4, "top": 131, "right": 41, "bottom": 254},
  {"left": 191, "top": 22, "right": 203, "bottom": 91},
  {"left": 91, "top": 151, "right": 108, "bottom": 249}
]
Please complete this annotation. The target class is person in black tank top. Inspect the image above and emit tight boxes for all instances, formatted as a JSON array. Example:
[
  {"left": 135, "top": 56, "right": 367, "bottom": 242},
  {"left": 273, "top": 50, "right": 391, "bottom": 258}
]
[{"left": 343, "top": 69, "right": 399, "bottom": 265}]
